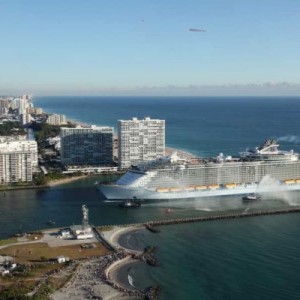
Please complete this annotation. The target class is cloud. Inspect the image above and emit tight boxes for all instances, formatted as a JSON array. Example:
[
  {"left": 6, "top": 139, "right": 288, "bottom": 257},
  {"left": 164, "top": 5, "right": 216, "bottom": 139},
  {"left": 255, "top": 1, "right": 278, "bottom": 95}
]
[
  {"left": 123, "top": 82, "right": 300, "bottom": 96},
  {"left": 1, "top": 82, "right": 300, "bottom": 96}
]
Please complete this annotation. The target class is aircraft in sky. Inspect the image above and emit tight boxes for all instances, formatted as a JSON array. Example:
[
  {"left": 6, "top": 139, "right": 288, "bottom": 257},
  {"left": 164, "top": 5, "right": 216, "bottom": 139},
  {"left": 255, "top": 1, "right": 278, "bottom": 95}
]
[{"left": 189, "top": 28, "right": 207, "bottom": 32}]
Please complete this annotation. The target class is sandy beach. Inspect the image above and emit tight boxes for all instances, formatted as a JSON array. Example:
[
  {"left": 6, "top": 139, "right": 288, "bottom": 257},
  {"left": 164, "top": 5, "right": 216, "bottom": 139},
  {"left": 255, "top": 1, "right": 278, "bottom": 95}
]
[
  {"left": 47, "top": 175, "right": 87, "bottom": 187},
  {"left": 102, "top": 226, "right": 144, "bottom": 255}
]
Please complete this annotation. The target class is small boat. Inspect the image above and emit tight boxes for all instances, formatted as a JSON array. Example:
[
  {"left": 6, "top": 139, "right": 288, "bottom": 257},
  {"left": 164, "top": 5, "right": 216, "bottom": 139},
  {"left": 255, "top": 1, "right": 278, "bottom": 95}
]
[
  {"left": 242, "top": 193, "right": 261, "bottom": 202},
  {"left": 119, "top": 199, "right": 141, "bottom": 208},
  {"left": 46, "top": 220, "right": 56, "bottom": 225}
]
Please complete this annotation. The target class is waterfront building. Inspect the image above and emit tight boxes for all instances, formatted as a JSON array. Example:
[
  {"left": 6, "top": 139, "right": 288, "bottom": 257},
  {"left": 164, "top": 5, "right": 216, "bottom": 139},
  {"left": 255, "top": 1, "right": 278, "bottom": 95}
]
[
  {"left": 118, "top": 117, "right": 165, "bottom": 169},
  {"left": 0, "top": 139, "right": 38, "bottom": 167},
  {"left": 0, "top": 139, "right": 37, "bottom": 183},
  {"left": 46, "top": 114, "right": 67, "bottom": 125},
  {"left": 60, "top": 125, "right": 114, "bottom": 166}
]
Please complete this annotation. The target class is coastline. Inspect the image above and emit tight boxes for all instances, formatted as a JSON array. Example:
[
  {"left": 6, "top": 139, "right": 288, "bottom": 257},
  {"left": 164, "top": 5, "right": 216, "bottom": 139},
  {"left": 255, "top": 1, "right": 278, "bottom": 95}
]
[
  {"left": 0, "top": 173, "right": 116, "bottom": 191},
  {"left": 0, "top": 175, "right": 86, "bottom": 191},
  {"left": 46, "top": 175, "right": 87, "bottom": 187},
  {"left": 103, "top": 225, "right": 144, "bottom": 255}
]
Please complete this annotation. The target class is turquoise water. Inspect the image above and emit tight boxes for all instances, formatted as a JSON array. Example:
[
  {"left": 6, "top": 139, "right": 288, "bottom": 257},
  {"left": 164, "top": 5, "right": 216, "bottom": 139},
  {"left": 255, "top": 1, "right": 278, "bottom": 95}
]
[
  {"left": 1, "top": 96, "right": 300, "bottom": 299},
  {"left": 119, "top": 216, "right": 300, "bottom": 300}
]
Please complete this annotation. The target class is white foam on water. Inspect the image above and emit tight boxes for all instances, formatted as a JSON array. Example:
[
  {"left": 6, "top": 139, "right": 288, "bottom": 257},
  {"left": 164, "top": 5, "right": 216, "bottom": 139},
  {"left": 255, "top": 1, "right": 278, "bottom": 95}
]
[
  {"left": 257, "top": 175, "right": 300, "bottom": 206},
  {"left": 128, "top": 274, "right": 135, "bottom": 287}
]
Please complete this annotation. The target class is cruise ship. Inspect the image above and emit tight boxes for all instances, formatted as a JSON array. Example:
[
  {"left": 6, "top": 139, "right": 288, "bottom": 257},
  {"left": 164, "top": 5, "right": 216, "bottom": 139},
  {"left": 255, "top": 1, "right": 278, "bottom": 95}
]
[{"left": 98, "top": 139, "right": 300, "bottom": 200}]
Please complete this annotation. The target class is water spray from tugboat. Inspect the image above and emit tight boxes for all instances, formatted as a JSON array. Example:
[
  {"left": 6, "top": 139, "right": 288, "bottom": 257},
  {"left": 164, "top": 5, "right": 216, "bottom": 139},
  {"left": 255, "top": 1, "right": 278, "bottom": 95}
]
[{"left": 257, "top": 175, "right": 300, "bottom": 206}]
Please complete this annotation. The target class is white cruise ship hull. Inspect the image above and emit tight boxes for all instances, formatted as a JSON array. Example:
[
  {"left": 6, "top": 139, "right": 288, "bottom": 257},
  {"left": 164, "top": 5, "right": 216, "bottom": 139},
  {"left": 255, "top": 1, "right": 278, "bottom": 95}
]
[{"left": 98, "top": 183, "right": 300, "bottom": 200}]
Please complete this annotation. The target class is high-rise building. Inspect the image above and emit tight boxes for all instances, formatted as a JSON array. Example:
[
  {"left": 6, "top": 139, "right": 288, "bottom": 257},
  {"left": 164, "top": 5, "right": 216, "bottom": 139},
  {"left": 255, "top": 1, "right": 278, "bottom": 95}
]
[
  {"left": 0, "top": 140, "right": 38, "bottom": 183},
  {"left": 0, "top": 139, "right": 38, "bottom": 167},
  {"left": 46, "top": 114, "right": 67, "bottom": 125},
  {"left": 0, "top": 107, "right": 8, "bottom": 116},
  {"left": 60, "top": 125, "right": 114, "bottom": 166},
  {"left": 19, "top": 113, "right": 32, "bottom": 125},
  {"left": 0, "top": 152, "right": 32, "bottom": 183},
  {"left": 0, "top": 99, "right": 9, "bottom": 109},
  {"left": 118, "top": 117, "right": 165, "bottom": 169},
  {"left": 27, "top": 107, "right": 43, "bottom": 115}
]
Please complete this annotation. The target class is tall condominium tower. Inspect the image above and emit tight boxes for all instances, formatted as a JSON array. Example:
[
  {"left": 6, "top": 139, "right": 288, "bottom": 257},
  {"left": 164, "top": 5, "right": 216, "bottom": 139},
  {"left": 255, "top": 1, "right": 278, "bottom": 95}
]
[
  {"left": 118, "top": 117, "right": 165, "bottom": 169},
  {"left": 0, "top": 139, "right": 38, "bottom": 183},
  {"left": 46, "top": 114, "right": 67, "bottom": 125},
  {"left": 60, "top": 125, "right": 114, "bottom": 166}
]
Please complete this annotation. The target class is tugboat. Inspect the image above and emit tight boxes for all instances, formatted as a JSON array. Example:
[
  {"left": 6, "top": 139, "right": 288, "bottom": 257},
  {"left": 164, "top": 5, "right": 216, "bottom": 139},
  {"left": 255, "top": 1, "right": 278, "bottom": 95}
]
[
  {"left": 118, "top": 198, "right": 141, "bottom": 208},
  {"left": 242, "top": 193, "right": 261, "bottom": 202}
]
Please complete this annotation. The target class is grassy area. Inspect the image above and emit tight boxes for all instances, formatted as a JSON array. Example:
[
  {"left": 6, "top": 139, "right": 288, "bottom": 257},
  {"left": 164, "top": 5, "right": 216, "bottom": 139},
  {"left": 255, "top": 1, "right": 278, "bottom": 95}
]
[
  {"left": 0, "top": 238, "right": 18, "bottom": 246},
  {"left": 0, "top": 263, "right": 76, "bottom": 299},
  {"left": 0, "top": 239, "right": 111, "bottom": 298},
  {"left": 97, "top": 225, "right": 115, "bottom": 232},
  {"left": 0, "top": 242, "right": 110, "bottom": 263}
]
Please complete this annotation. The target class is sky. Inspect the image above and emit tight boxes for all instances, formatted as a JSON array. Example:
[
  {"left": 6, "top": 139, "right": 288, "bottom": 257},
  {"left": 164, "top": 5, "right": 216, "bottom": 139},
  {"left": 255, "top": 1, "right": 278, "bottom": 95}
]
[{"left": 1, "top": 0, "right": 300, "bottom": 96}]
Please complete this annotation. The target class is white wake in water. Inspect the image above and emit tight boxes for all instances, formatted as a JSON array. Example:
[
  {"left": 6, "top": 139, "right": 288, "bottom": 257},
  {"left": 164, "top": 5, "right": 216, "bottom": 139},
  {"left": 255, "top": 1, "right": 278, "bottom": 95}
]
[
  {"left": 128, "top": 274, "right": 135, "bottom": 287},
  {"left": 104, "top": 200, "right": 119, "bottom": 203}
]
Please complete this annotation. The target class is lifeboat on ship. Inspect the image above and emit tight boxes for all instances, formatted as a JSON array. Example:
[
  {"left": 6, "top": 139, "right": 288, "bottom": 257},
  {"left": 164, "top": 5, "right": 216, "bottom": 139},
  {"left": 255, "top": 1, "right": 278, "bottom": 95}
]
[
  {"left": 225, "top": 183, "right": 237, "bottom": 189},
  {"left": 184, "top": 186, "right": 195, "bottom": 191},
  {"left": 156, "top": 188, "right": 170, "bottom": 193},
  {"left": 195, "top": 185, "right": 207, "bottom": 190},
  {"left": 284, "top": 179, "right": 295, "bottom": 184},
  {"left": 170, "top": 187, "right": 182, "bottom": 192},
  {"left": 208, "top": 184, "right": 219, "bottom": 189}
]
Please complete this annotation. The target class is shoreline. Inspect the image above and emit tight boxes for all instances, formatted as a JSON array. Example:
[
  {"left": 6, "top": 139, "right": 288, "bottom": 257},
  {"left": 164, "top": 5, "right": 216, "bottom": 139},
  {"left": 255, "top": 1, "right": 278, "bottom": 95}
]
[
  {"left": 103, "top": 225, "right": 145, "bottom": 255},
  {"left": 0, "top": 176, "right": 85, "bottom": 191},
  {"left": 0, "top": 172, "right": 121, "bottom": 192},
  {"left": 46, "top": 175, "right": 87, "bottom": 187}
]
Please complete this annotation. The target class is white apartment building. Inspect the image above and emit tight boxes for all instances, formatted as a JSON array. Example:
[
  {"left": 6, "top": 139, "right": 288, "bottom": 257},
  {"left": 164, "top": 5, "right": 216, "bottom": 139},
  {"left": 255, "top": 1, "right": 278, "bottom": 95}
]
[
  {"left": 0, "top": 140, "right": 38, "bottom": 183},
  {"left": 60, "top": 125, "right": 114, "bottom": 166},
  {"left": 0, "top": 140, "right": 38, "bottom": 167},
  {"left": 27, "top": 107, "right": 43, "bottom": 115},
  {"left": 46, "top": 114, "right": 67, "bottom": 125},
  {"left": 118, "top": 117, "right": 165, "bottom": 169},
  {"left": 0, "top": 152, "right": 32, "bottom": 183},
  {"left": 19, "top": 113, "right": 32, "bottom": 125}
]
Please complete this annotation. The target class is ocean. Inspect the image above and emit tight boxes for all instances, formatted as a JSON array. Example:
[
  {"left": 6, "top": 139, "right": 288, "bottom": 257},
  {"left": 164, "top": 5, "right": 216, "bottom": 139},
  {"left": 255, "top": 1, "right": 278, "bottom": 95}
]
[{"left": 1, "top": 96, "right": 300, "bottom": 299}]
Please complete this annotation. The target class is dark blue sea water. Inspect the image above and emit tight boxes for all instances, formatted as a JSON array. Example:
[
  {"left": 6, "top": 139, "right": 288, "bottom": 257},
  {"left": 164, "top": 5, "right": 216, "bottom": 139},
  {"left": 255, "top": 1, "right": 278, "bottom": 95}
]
[
  {"left": 34, "top": 96, "right": 300, "bottom": 156},
  {"left": 1, "top": 96, "right": 300, "bottom": 299}
]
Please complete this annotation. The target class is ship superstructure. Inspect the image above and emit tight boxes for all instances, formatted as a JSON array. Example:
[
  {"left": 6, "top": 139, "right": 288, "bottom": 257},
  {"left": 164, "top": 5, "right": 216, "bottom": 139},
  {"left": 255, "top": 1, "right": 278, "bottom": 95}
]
[{"left": 98, "top": 139, "right": 300, "bottom": 200}]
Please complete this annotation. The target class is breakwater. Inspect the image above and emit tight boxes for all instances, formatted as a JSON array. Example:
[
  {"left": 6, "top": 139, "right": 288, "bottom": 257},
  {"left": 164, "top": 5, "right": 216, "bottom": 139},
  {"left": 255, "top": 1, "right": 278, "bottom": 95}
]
[{"left": 144, "top": 206, "right": 300, "bottom": 228}]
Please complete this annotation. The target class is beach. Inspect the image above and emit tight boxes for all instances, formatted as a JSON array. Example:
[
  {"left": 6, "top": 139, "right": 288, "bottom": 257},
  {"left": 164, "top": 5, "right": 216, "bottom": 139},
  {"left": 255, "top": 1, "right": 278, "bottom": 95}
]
[{"left": 46, "top": 175, "right": 87, "bottom": 187}]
